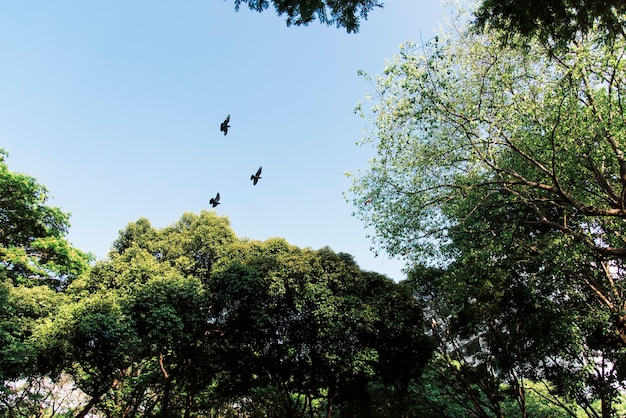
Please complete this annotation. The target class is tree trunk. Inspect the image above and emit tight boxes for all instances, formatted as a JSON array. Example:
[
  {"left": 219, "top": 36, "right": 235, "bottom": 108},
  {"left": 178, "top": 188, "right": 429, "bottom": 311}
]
[
  {"left": 617, "top": 315, "right": 626, "bottom": 348},
  {"left": 159, "top": 352, "right": 173, "bottom": 418},
  {"left": 160, "top": 376, "right": 172, "bottom": 418},
  {"left": 74, "top": 386, "right": 109, "bottom": 418},
  {"left": 600, "top": 354, "right": 613, "bottom": 418},
  {"left": 326, "top": 391, "right": 333, "bottom": 418},
  {"left": 183, "top": 359, "right": 197, "bottom": 418}
]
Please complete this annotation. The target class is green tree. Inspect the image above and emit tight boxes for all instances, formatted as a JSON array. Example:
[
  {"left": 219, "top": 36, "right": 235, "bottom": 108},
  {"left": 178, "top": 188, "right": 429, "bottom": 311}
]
[
  {"left": 349, "top": 0, "right": 626, "bottom": 346},
  {"left": 0, "top": 282, "right": 66, "bottom": 417},
  {"left": 0, "top": 149, "right": 90, "bottom": 289},
  {"left": 34, "top": 291, "right": 138, "bottom": 418},
  {"left": 208, "top": 240, "right": 433, "bottom": 417},
  {"left": 0, "top": 150, "right": 90, "bottom": 414},
  {"left": 232, "top": 0, "right": 382, "bottom": 33},
  {"left": 406, "top": 261, "right": 607, "bottom": 418},
  {"left": 19, "top": 207, "right": 432, "bottom": 417},
  {"left": 65, "top": 211, "right": 236, "bottom": 417},
  {"left": 474, "top": 0, "right": 625, "bottom": 47},
  {"left": 207, "top": 239, "right": 349, "bottom": 416},
  {"left": 348, "top": 2, "right": 626, "bottom": 416}
]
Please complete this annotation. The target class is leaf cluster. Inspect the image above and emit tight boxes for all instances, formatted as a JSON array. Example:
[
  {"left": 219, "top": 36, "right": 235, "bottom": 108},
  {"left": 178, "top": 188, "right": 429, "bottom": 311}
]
[
  {"left": 0, "top": 149, "right": 90, "bottom": 289},
  {"left": 474, "top": 0, "right": 626, "bottom": 48},
  {"left": 232, "top": 0, "right": 383, "bottom": 33}
]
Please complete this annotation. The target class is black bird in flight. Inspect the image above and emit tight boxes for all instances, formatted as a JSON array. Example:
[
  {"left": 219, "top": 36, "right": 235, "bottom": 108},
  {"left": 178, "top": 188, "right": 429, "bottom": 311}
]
[
  {"left": 220, "top": 114, "right": 230, "bottom": 135},
  {"left": 210, "top": 192, "right": 221, "bottom": 207},
  {"left": 251, "top": 166, "right": 262, "bottom": 185}
]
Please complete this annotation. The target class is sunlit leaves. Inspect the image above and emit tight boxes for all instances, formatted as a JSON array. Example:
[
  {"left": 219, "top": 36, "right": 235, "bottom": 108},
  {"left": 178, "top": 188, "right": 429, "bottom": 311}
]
[
  {"left": 0, "top": 150, "right": 91, "bottom": 289},
  {"left": 0, "top": 282, "right": 60, "bottom": 380},
  {"left": 0, "top": 151, "right": 91, "bottom": 410},
  {"left": 0, "top": 156, "right": 432, "bottom": 415},
  {"left": 350, "top": 2, "right": 626, "bottom": 267},
  {"left": 349, "top": 2, "right": 626, "bottom": 414}
]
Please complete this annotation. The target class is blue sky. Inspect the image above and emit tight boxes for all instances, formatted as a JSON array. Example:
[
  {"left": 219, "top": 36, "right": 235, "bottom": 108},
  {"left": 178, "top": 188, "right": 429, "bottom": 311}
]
[{"left": 1, "top": 0, "right": 445, "bottom": 281}]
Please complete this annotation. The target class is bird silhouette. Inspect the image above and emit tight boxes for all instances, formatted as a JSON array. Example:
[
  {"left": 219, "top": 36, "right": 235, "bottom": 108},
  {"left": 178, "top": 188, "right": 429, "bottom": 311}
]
[
  {"left": 220, "top": 114, "right": 230, "bottom": 135},
  {"left": 210, "top": 192, "right": 221, "bottom": 207},
  {"left": 251, "top": 166, "right": 262, "bottom": 185}
]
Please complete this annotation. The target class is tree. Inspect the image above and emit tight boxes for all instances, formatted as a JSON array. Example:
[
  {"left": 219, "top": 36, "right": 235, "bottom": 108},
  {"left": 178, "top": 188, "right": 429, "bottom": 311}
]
[
  {"left": 232, "top": 0, "right": 382, "bottom": 33},
  {"left": 348, "top": 2, "right": 626, "bottom": 415},
  {"left": 349, "top": 0, "right": 626, "bottom": 345},
  {"left": 4, "top": 203, "right": 433, "bottom": 416},
  {"left": 60, "top": 211, "right": 236, "bottom": 417},
  {"left": 207, "top": 239, "right": 362, "bottom": 416},
  {"left": 406, "top": 259, "right": 612, "bottom": 418},
  {"left": 474, "top": 0, "right": 626, "bottom": 47},
  {"left": 208, "top": 240, "right": 434, "bottom": 417},
  {"left": 34, "top": 291, "right": 138, "bottom": 418},
  {"left": 0, "top": 281, "right": 66, "bottom": 416},
  {"left": 0, "top": 150, "right": 90, "bottom": 413},
  {"left": 0, "top": 149, "right": 90, "bottom": 290}
]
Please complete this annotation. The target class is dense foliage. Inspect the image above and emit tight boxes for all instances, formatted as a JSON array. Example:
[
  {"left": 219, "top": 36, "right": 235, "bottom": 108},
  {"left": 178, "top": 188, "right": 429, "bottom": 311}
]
[
  {"left": 474, "top": 0, "right": 625, "bottom": 47},
  {"left": 348, "top": 1, "right": 626, "bottom": 416},
  {"left": 0, "top": 149, "right": 91, "bottom": 411},
  {"left": 0, "top": 153, "right": 435, "bottom": 416},
  {"left": 232, "top": 0, "right": 382, "bottom": 33}
]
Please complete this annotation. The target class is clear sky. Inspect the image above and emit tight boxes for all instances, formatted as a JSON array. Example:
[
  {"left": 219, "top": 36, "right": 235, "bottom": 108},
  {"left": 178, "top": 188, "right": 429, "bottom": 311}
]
[{"left": 0, "top": 0, "right": 445, "bottom": 281}]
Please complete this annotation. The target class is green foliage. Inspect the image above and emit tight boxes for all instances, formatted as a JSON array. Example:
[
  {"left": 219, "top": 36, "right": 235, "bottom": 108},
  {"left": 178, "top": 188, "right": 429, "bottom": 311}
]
[
  {"left": 0, "top": 152, "right": 441, "bottom": 416},
  {"left": 0, "top": 151, "right": 91, "bottom": 414},
  {"left": 0, "top": 282, "right": 61, "bottom": 381},
  {"left": 350, "top": 3, "right": 626, "bottom": 266},
  {"left": 208, "top": 239, "right": 433, "bottom": 416},
  {"left": 20, "top": 209, "right": 431, "bottom": 417},
  {"left": 232, "top": 0, "right": 383, "bottom": 33},
  {"left": 109, "top": 211, "right": 237, "bottom": 283},
  {"left": 474, "top": 0, "right": 626, "bottom": 48},
  {"left": 61, "top": 211, "right": 236, "bottom": 417},
  {"left": 0, "top": 149, "right": 91, "bottom": 289},
  {"left": 349, "top": 2, "right": 626, "bottom": 415},
  {"left": 350, "top": 0, "right": 626, "bottom": 330},
  {"left": 405, "top": 261, "right": 613, "bottom": 417}
]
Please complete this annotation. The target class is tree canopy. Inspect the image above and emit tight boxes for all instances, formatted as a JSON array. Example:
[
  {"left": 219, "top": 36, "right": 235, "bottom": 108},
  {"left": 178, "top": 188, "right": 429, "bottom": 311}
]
[
  {"left": 0, "top": 149, "right": 90, "bottom": 289},
  {"left": 349, "top": 2, "right": 626, "bottom": 415},
  {"left": 474, "top": 0, "right": 626, "bottom": 47},
  {"left": 350, "top": 0, "right": 626, "bottom": 329},
  {"left": 0, "top": 204, "right": 436, "bottom": 417},
  {"left": 232, "top": 0, "right": 383, "bottom": 33},
  {"left": 0, "top": 150, "right": 91, "bottom": 415}
]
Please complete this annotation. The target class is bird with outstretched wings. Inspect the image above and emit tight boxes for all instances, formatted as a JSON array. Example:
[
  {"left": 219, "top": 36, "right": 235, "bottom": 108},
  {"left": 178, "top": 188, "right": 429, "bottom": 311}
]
[
  {"left": 251, "top": 166, "right": 262, "bottom": 185},
  {"left": 220, "top": 114, "right": 230, "bottom": 135},
  {"left": 210, "top": 192, "right": 221, "bottom": 207}
]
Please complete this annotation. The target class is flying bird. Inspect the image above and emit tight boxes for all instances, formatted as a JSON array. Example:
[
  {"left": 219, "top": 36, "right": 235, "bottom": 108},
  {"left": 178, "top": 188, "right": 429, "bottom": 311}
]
[
  {"left": 220, "top": 114, "right": 231, "bottom": 135},
  {"left": 210, "top": 192, "right": 221, "bottom": 207},
  {"left": 364, "top": 198, "right": 372, "bottom": 205},
  {"left": 250, "top": 166, "right": 262, "bottom": 185}
]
